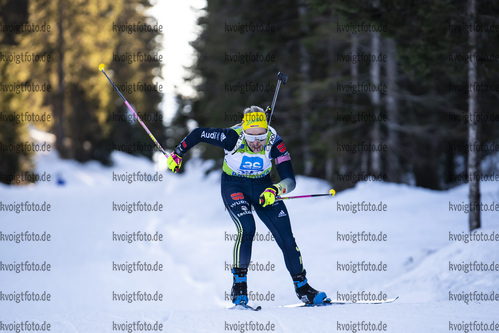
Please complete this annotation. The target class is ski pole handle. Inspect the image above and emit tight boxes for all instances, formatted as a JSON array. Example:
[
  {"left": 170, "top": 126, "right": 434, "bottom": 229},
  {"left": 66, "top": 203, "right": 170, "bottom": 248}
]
[
  {"left": 276, "top": 189, "right": 336, "bottom": 201},
  {"left": 98, "top": 63, "right": 169, "bottom": 158}
]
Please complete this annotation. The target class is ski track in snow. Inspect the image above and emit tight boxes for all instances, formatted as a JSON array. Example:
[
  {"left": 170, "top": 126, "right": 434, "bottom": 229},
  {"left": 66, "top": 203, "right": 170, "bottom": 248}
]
[{"left": 1, "top": 149, "right": 498, "bottom": 332}]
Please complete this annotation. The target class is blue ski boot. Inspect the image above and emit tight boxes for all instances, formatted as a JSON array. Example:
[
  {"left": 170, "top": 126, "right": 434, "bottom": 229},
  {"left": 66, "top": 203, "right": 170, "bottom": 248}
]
[
  {"left": 231, "top": 267, "right": 248, "bottom": 305},
  {"left": 292, "top": 270, "right": 328, "bottom": 305}
]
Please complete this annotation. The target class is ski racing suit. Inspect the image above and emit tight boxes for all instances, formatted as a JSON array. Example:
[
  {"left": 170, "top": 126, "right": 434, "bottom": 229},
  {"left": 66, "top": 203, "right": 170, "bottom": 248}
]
[{"left": 174, "top": 125, "right": 304, "bottom": 276}]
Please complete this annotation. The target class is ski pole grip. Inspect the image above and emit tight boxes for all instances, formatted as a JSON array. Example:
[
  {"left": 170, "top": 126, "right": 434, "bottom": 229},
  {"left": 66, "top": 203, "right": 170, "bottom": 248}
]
[{"left": 277, "top": 72, "right": 288, "bottom": 84}]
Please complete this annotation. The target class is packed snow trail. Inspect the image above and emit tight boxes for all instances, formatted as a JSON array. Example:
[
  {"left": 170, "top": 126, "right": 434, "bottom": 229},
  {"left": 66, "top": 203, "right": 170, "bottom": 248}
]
[{"left": 1, "top": 150, "right": 498, "bottom": 332}]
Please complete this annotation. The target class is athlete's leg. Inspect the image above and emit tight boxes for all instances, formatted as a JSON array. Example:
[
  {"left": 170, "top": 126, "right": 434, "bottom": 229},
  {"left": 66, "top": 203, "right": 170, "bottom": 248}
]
[
  {"left": 221, "top": 186, "right": 256, "bottom": 269},
  {"left": 221, "top": 179, "right": 256, "bottom": 304},
  {"left": 253, "top": 200, "right": 303, "bottom": 276},
  {"left": 253, "top": 195, "right": 328, "bottom": 305}
]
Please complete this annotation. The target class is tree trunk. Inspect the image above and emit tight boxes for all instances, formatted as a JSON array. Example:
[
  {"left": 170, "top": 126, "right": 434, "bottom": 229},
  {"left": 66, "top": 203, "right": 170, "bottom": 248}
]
[
  {"left": 385, "top": 37, "right": 399, "bottom": 182},
  {"left": 467, "top": 0, "right": 480, "bottom": 231},
  {"left": 369, "top": 31, "right": 381, "bottom": 176},
  {"left": 55, "top": 1, "right": 66, "bottom": 157},
  {"left": 351, "top": 32, "right": 359, "bottom": 110},
  {"left": 351, "top": 33, "right": 370, "bottom": 174},
  {"left": 298, "top": 2, "right": 313, "bottom": 176},
  {"left": 325, "top": 28, "right": 338, "bottom": 182}
]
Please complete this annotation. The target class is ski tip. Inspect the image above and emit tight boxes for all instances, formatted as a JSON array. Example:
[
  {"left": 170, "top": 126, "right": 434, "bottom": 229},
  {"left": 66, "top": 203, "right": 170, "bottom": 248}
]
[
  {"left": 99, "top": 63, "right": 105, "bottom": 71},
  {"left": 329, "top": 189, "right": 336, "bottom": 196},
  {"left": 281, "top": 296, "right": 399, "bottom": 308},
  {"left": 229, "top": 304, "right": 262, "bottom": 311}
]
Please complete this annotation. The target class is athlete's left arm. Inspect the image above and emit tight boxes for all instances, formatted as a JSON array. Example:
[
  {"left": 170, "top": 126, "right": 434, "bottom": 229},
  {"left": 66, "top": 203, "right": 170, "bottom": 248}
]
[{"left": 270, "top": 138, "right": 296, "bottom": 195}]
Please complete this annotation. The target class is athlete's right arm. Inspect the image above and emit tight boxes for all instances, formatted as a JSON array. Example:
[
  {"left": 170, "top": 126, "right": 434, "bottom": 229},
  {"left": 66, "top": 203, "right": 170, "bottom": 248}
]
[
  {"left": 174, "top": 127, "right": 239, "bottom": 156},
  {"left": 168, "top": 127, "right": 238, "bottom": 173}
]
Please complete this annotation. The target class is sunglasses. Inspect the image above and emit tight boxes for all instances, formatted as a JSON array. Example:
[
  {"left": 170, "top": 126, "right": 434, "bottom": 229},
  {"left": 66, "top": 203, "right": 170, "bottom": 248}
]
[{"left": 244, "top": 131, "right": 267, "bottom": 142}]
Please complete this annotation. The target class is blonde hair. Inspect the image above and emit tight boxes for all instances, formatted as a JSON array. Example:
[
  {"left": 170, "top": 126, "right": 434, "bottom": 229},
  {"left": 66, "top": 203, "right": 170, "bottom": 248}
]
[{"left": 243, "top": 105, "right": 265, "bottom": 115}]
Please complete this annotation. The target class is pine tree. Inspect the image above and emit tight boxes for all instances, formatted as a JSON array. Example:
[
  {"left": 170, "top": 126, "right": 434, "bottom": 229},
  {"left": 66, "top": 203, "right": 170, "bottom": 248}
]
[
  {"left": 174, "top": 0, "right": 499, "bottom": 199},
  {"left": 11, "top": 0, "right": 166, "bottom": 164},
  {"left": 185, "top": 0, "right": 303, "bottom": 170},
  {"left": 18, "top": 0, "right": 121, "bottom": 163},
  {"left": 109, "top": 0, "right": 166, "bottom": 161},
  {"left": 0, "top": 0, "right": 34, "bottom": 185}
]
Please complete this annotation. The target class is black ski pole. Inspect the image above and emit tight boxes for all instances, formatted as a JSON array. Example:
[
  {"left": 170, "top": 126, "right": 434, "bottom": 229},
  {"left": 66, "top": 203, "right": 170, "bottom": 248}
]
[{"left": 267, "top": 72, "right": 288, "bottom": 126}]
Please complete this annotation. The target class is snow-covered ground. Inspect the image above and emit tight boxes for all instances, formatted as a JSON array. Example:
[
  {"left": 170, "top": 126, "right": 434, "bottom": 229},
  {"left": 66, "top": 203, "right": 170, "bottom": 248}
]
[{"left": 1, "top": 144, "right": 498, "bottom": 332}]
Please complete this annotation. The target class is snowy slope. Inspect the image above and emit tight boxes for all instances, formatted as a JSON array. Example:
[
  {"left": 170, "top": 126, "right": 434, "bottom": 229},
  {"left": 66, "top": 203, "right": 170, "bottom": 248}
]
[{"left": 1, "top": 146, "right": 498, "bottom": 333}]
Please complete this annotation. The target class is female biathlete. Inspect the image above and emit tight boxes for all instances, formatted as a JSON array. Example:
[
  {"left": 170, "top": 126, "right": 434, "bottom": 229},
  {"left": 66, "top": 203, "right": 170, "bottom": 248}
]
[{"left": 167, "top": 106, "right": 328, "bottom": 306}]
